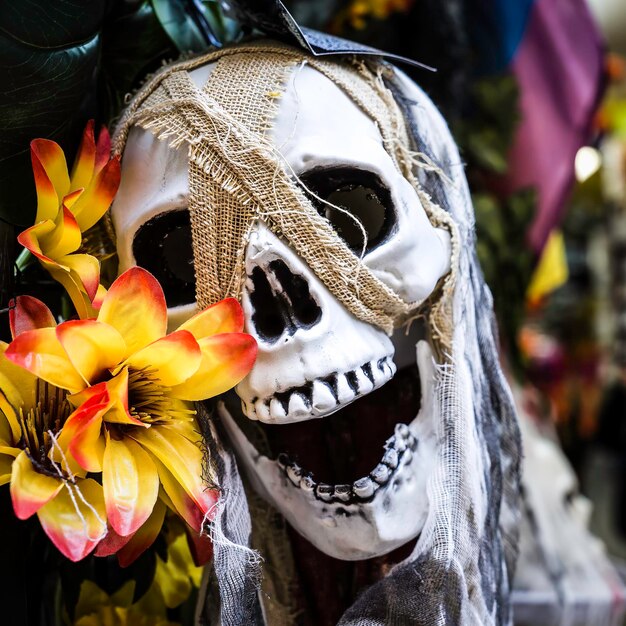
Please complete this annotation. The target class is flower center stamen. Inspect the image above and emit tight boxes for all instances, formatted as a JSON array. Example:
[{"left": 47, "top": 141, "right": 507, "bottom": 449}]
[
  {"left": 18, "top": 379, "right": 71, "bottom": 477},
  {"left": 127, "top": 366, "right": 195, "bottom": 426}
]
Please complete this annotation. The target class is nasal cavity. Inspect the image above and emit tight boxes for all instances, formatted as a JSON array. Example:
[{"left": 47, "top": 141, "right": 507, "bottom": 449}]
[{"left": 249, "top": 260, "right": 322, "bottom": 342}]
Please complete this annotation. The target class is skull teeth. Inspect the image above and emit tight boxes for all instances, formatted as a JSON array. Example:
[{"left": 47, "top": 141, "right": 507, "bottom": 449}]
[
  {"left": 276, "top": 422, "right": 417, "bottom": 503},
  {"left": 245, "top": 355, "right": 396, "bottom": 423}
]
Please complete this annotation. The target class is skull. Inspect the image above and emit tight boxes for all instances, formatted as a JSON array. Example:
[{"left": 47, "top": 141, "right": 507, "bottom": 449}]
[{"left": 111, "top": 53, "right": 451, "bottom": 560}]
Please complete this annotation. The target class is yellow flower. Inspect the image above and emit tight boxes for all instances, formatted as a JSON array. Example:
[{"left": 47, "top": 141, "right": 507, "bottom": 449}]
[
  {"left": 0, "top": 296, "right": 106, "bottom": 561},
  {"left": 5, "top": 267, "right": 257, "bottom": 547},
  {"left": 17, "top": 121, "right": 120, "bottom": 318},
  {"left": 73, "top": 580, "right": 178, "bottom": 626}
]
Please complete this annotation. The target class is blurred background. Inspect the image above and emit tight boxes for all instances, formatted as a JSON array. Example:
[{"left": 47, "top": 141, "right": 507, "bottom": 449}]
[{"left": 1, "top": 0, "right": 626, "bottom": 624}]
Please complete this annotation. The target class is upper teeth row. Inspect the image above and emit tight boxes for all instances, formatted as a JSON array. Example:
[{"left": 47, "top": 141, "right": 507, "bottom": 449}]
[
  {"left": 244, "top": 355, "right": 396, "bottom": 423},
  {"left": 277, "top": 423, "right": 418, "bottom": 503}
]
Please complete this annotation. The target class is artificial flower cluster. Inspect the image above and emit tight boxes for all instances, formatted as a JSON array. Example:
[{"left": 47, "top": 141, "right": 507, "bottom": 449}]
[{"left": 0, "top": 123, "right": 257, "bottom": 564}]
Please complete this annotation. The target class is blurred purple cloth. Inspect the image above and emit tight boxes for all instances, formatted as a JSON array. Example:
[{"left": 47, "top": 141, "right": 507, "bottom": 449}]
[{"left": 503, "top": 0, "right": 604, "bottom": 252}]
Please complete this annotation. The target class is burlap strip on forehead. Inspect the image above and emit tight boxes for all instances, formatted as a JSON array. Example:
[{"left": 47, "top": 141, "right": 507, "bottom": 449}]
[{"left": 113, "top": 44, "right": 455, "bottom": 336}]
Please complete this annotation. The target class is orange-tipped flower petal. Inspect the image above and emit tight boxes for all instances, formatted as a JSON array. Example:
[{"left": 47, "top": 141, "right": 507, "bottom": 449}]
[
  {"left": 169, "top": 333, "right": 257, "bottom": 401},
  {"left": 39, "top": 204, "right": 82, "bottom": 260},
  {"left": 37, "top": 478, "right": 106, "bottom": 562},
  {"left": 95, "top": 125, "right": 112, "bottom": 174},
  {"left": 31, "top": 139, "right": 69, "bottom": 222},
  {"left": 103, "top": 434, "right": 159, "bottom": 537},
  {"left": 56, "top": 320, "right": 126, "bottom": 385},
  {"left": 9, "top": 295, "right": 56, "bottom": 338},
  {"left": 116, "top": 498, "right": 166, "bottom": 567},
  {"left": 98, "top": 267, "right": 167, "bottom": 354},
  {"left": 70, "top": 120, "right": 96, "bottom": 192},
  {"left": 177, "top": 298, "right": 244, "bottom": 339},
  {"left": 5, "top": 327, "right": 85, "bottom": 393},
  {"left": 155, "top": 462, "right": 207, "bottom": 533},
  {"left": 60, "top": 253, "right": 101, "bottom": 302},
  {"left": 70, "top": 156, "right": 121, "bottom": 232},
  {"left": 122, "top": 331, "right": 201, "bottom": 387},
  {"left": 10, "top": 451, "right": 63, "bottom": 519},
  {"left": 17, "top": 220, "right": 57, "bottom": 264},
  {"left": 56, "top": 389, "right": 109, "bottom": 474},
  {"left": 185, "top": 524, "right": 214, "bottom": 567},
  {"left": 131, "top": 426, "right": 216, "bottom": 523}
]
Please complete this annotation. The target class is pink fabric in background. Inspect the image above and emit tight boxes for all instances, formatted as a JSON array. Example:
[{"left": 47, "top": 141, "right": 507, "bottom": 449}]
[{"left": 505, "top": 0, "right": 604, "bottom": 253}]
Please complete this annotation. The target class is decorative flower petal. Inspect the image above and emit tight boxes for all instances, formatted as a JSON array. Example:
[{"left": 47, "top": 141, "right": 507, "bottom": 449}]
[
  {"left": 37, "top": 477, "right": 106, "bottom": 562},
  {"left": 98, "top": 267, "right": 167, "bottom": 354},
  {"left": 0, "top": 344, "right": 37, "bottom": 440},
  {"left": 39, "top": 203, "right": 82, "bottom": 260},
  {"left": 103, "top": 434, "right": 159, "bottom": 537},
  {"left": 94, "top": 524, "right": 133, "bottom": 558},
  {"left": 95, "top": 125, "right": 112, "bottom": 174},
  {"left": 69, "top": 369, "right": 144, "bottom": 427},
  {"left": 154, "top": 461, "right": 206, "bottom": 533},
  {"left": 0, "top": 453, "right": 16, "bottom": 486},
  {"left": 169, "top": 333, "right": 257, "bottom": 401},
  {"left": 122, "top": 331, "right": 201, "bottom": 387},
  {"left": 10, "top": 450, "right": 63, "bottom": 519},
  {"left": 70, "top": 156, "right": 121, "bottom": 232},
  {"left": 117, "top": 498, "right": 166, "bottom": 567},
  {"left": 70, "top": 120, "right": 96, "bottom": 192},
  {"left": 17, "top": 220, "right": 57, "bottom": 264},
  {"left": 46, "top": 264, "right": 97, "bottom": 321},
  {"left": 60, "top": 253, "right": 101, "bottom": 302},
  {"left": 185, "top": 524, "right": 214, "bottom": 567},
  {"left": 31, "top": 139, "right": 69, "bottom": 222},
  {"left": 10, "top": 295, "right": 56, "bottom": 338},
  {"left": 56, "top": 320, "right": 127, "bottom": 385},
  {"left": 55, "top": 389, "right": 108, "bottom": 474},
  {"left": 131, "top": 426, "right": 216, "bottom": 524},
  {"left": 178, "top": 298, "right": 244, "bottom": 339},
  {"left": 5, "top": 327, "right": 85, "bottom": 393},
  {"left": 92, "top": 284, "right": 107, "bottom": 311}
]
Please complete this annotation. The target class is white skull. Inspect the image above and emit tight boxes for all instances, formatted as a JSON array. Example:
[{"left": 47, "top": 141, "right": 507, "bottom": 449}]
[{"left": 111, "top": 59, "right": 451, "bottom": 560}]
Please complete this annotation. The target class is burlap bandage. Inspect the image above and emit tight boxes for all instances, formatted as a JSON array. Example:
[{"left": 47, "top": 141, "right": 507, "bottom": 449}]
[{"left": 113, "top": 42, "right": 457, "bottom": 337}]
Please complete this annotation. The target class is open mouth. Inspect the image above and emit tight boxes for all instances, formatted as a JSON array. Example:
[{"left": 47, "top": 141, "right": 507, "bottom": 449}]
[{"left": 220, "top": 361, "right": 422, "bottom": 503}]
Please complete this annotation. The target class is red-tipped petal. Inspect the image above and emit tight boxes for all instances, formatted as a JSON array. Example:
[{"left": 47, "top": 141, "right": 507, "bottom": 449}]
[
  {"left": 131, "top": 426, "right": 217, "bottom": 524},
  {"left": 98, "top": 267, "right": 167, "bottom": 354},
  {"left": 69, "top": 120, "right": 96, "bottom": 192},
  {"left": 31, "top": 150, "right": 59, "bottom": 223},
  {"left": 117, "top": 498, "right": 166, "bottom": 567},
  {"left": 60, "top": 253, "right": 100, "bottom": 302},
  {"left": 178, "top": 298, "right": 244, "bottom": 339},
  {"left": 103, "top": 434, "right": 159, "bottom": 537},
  {"left": 31, "top": 138, "right": 70, "bottom": 196},
  {"left": 71, "top": 156, "right": 121, "bottom": 232},
  {"left": 39, "top": 205, "right": 82, "bottom": 260},
  {"left": 154, "top": 460, "right": 207, "bottom": 533},
  {"left": 185, "top": 524, "right": 214, "bottom": 566},
  {"left": 5, "top": 327, "right": 84, "bottom": 393},
  {"left": 123, "top": 330, "right": 201, "bottom": 387},
  {"left": 10, "top": 451, "right": 63, "bottom": 519},
  {"left": 56, "top": 388, "right": 109, "bottom": 474},
  {"left": 94, "top": 524, "right": 133, "bottom": 557},
  {"left": 17, "top": 220, "right": 57, "bottom": 264},
  {"left": 56, "top": 319, "right": 126, "bottom": 385},
  {"left": 169, "top": 333, "right": 257, "bottom": 401},
  {"left": 10, "top": 296, "right": 56, "bottom": 338},
  {"left": 95, "top": 125, "right": 112, "bottom": 174},
  {"left": 37, "top": 478, "right": 106, "bottom": 562}
]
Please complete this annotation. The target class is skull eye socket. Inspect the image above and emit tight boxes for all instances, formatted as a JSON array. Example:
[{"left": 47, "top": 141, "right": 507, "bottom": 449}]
[
  {"left": 132, "top": 210, "right": 196, "bottom": 307},
  {"left": 300, "top": 168, "right": 395, "bottom": 253}
]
